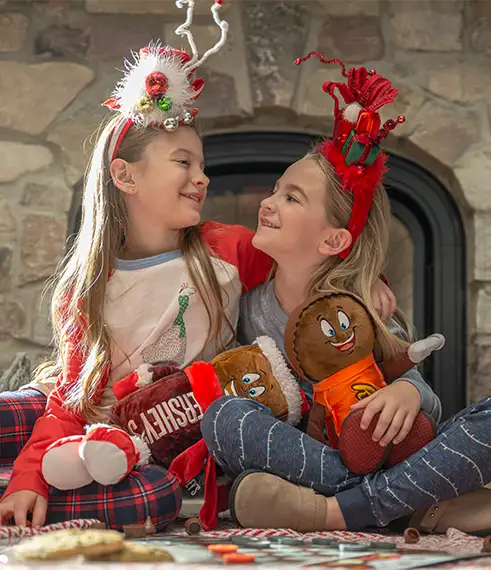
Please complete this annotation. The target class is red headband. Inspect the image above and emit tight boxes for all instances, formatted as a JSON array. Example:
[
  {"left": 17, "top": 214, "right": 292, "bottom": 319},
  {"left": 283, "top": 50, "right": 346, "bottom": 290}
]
[{"left": 294, "top": 53, "right": 405, "bottom": 259}]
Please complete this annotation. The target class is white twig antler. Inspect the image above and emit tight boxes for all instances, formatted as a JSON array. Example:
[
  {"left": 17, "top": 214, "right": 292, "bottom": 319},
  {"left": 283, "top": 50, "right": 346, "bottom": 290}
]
[
  {"left": 174, "top": 0, "right": 229, "bottom": 72},
  {"left": 175, "top": 0, "right": 199, "bottom": 67}
]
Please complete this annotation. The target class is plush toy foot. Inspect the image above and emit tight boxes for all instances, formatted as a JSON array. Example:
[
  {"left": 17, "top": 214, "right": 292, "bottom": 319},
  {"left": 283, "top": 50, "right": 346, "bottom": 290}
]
[
  {"left": 339, "top": 409, "right": 392, "bottom": 475},
  {"left": 384, "top": 411, "right": 436, "bottom": 468},
  {"left": 42, "top": 435, "right": 94, "bottom": 490},
  {"left": 79, "top": 425, "right": 150, "bottom": 486},
  {"left": 408, "top": 334, "right": 445, "bottom": 364}
]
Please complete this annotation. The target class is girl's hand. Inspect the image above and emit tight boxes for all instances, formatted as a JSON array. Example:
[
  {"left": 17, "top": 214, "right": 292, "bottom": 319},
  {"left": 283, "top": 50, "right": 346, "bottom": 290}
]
[
  {"left": 350, "top": 381, "right": 421, "bottom": 447},
  {"left": 0, "top": 490, "right": 47, "bottom": 528},
  {"left": 371, "top": 279, "right": 397, "bottom": 321}
]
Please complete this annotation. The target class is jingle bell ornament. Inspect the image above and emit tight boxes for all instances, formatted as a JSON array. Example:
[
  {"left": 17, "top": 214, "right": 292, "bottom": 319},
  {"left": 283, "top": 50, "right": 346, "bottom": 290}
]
[{"left": 102, "top": 0, "right": 229, "bottom": 162}]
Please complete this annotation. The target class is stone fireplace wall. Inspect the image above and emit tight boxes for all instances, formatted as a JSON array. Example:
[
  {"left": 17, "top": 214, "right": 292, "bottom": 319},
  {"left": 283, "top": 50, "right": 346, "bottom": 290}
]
[{"left": 0, "top": 0, "right": 489, "bottom": 402}]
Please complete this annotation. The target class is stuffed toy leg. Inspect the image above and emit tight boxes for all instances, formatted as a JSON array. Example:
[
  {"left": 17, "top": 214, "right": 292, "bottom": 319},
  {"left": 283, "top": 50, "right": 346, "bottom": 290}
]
[
  {"left": 42, "top": 425, "right": 150, "bottom": 489},
  {"left": 42, "top": 364, "right": 153, "bottom": 490}
]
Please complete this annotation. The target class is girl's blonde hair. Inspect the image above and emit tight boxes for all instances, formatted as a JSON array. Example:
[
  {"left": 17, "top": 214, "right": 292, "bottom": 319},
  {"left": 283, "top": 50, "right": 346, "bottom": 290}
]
[
  {"left": 35, "top": 115, "right": 232, "bottom": 422},
  {"left": 305, "top": 151, "right": 412, "bottom": 359}
]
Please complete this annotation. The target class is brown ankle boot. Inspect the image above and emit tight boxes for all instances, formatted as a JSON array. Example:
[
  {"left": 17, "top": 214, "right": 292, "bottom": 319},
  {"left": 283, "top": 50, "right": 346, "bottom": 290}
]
[
  {"left": 230, "top": 470, "right": 327, "bottom": 532},
  {"left": 408, "top": 487, "right": 491, "bottom": 536}
]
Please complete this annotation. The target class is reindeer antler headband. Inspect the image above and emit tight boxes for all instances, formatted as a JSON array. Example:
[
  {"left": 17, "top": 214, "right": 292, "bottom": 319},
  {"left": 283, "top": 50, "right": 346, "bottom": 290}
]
[
  {"left": 103, "top": 0, "right": 228, "bottom": 162},
  {"left": 295, "top": 53, "right": 405, "bottom": 259}
]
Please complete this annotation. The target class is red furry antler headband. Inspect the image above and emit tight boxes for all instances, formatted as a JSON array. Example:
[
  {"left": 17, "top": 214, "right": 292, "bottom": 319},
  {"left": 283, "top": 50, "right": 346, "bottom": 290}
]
[{"left": 294, "top": 53, "right": 405, "bottom": 259}]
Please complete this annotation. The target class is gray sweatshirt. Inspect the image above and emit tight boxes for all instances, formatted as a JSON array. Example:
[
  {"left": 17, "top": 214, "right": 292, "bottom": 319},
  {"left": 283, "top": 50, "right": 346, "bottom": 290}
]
[{"left": 238, "top": 280, "right": 442, "bottom": 424}]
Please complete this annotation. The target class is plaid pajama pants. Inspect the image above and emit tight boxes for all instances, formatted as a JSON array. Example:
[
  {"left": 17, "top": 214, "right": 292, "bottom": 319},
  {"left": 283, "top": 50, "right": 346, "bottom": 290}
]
[{"left": 0, "top": 389, "right": 182, "bottom": 531}]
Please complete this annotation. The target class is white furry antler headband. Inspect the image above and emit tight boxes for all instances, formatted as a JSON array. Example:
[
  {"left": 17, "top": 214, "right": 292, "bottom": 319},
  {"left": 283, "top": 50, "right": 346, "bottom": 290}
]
[{"left": 103, "top": 0, "right": 228, "bottom": 162}]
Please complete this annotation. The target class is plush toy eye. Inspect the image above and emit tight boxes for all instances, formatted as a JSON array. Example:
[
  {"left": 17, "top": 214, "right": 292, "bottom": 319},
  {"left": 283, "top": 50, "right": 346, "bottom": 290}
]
[
  {"left": 337, "top": 310, "right": 351, "bottom": 331},
  {"left": 242, "top": 373, "right": 260, "bottom": 385},
  {"left": 248, "top": 386, "right": 266, "bottom": 398},
  {"left": 320, "top": 318, "right": 336, "bottom": 338}
]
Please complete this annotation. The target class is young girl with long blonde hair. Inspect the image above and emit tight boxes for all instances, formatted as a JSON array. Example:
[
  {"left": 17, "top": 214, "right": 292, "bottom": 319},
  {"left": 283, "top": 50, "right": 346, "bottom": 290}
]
[
  {"left": 0, "top": 1, "right": 273, "bottom": 530},
  {"left": 202, "top": 55, "right": 491, "bottom": 535}
]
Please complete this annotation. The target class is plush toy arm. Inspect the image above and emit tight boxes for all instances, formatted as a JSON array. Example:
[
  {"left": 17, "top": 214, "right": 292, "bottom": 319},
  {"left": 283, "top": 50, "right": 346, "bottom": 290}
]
[
  {"left": 113, "top": 363, "right": 154, "bottom": 400},
  {"left": 307, "top": 401, "right": 329, "bottom": 444},
  {"left": 380, "top": 334, "right": 445, "bottom": 383},
  {"left": 379, "top": 352, "right": 414, "bottom": 384}
]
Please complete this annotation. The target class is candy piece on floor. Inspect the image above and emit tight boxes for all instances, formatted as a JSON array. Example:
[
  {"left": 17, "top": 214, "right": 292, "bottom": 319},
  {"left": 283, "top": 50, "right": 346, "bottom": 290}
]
[
  {"left": 223, "top": 553, "right": 256, "bottom": 564},
  {"left": 185, "top": 517, "right": 202, "bottom": 535},
  {"left": 404, "top": 527, "right": 420, "bottom": 544},
  {"left": 123, "top": 524, "right": 146, "bottom": 538},
  {"left": 143, "top": 517, "right": 156, "bottom": 535},
  {"left": 208, "top": 544, "right": 239, "bottom": 553}
]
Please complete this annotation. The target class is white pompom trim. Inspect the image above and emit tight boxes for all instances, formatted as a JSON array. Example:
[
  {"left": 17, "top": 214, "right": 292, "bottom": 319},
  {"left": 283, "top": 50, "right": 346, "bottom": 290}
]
[
  {"left": 343, "top": 102, "right": 363, "bottom": 124},
  {"left": 84, "top": 423, "right": 111, "bottom": 435},
  {"left": 136, "top": 363, "right": 153, "bottom": 388},
  {"left": 254, "top": 336, "right": 303, "bottom": 426},
  {"left": 131, "top": 436, "right": 151, "bottom": 467}
]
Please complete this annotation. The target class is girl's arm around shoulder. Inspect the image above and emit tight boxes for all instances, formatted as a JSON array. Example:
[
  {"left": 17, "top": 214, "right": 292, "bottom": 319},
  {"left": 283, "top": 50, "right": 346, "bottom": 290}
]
[{"left": 200, "top": 221, "right": 273, "bottom": 293}]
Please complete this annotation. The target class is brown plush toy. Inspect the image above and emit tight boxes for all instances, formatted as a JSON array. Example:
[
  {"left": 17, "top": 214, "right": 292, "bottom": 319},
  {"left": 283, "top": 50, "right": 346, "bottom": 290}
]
[
  {"left": 210, "top": 336, "right": 308, "bottom": 426},
  {"left": 284, "top": 291, "right": 445, "bottom": 475}
]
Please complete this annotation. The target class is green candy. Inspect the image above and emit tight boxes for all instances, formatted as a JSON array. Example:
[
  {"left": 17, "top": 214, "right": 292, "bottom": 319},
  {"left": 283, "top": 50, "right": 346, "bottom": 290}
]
[{"left": 157, "top": 97, "right": 173, "bottom": 112}]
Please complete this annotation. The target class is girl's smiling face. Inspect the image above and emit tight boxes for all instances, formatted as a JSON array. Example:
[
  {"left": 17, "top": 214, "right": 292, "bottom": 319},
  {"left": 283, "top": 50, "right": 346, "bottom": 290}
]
[
  {"left": 252, "top": 157, "right": 351, "bottom": 266},
  {"left": 129, "top": 126, "right": 209, "bottom": 230}
]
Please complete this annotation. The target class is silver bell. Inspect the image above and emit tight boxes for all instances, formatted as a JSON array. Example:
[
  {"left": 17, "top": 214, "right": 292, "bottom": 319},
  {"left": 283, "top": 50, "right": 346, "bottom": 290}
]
[
  {"left": 164, "top": 118, "right": 178, "bottom": 132},
  {"left": 183, "top": 112, "right": 194, "bottom": 125}
]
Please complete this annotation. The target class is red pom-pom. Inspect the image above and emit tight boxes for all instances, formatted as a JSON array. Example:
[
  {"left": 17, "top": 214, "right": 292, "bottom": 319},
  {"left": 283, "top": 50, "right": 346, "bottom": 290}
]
[
  {"left": 318, "top": 139, "right": 387, "bottom": 259},
  {"left": 145, "top": 72, "right": 168, "bottom": 97}
]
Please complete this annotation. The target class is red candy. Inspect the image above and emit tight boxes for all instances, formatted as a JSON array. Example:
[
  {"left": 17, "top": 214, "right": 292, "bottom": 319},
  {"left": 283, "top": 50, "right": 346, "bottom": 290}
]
[
  {"left": 145, "top": 72, "right": 168, "bottom": 97},
  {"left": 223, "top": 553, "right": 255, "bottom": 564}
]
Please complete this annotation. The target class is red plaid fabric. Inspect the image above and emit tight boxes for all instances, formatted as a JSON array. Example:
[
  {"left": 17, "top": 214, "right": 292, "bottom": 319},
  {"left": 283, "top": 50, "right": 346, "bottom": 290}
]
[
  {"left": 46, "top": 466, "right": 182, "bottom": 531},
  {"left": 0, "top": 389, "right": 46, "bottom": 464},
  {"left": 0, "top": 390, "right": 182, "bottom": 531},
  {"left": 0, "top": 464, "right": 181, "bottom": 531}
]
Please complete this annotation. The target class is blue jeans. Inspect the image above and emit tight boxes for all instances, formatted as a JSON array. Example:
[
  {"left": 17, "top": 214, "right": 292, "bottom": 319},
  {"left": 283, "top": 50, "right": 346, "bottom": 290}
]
[{"left": 201, "top": 395, "right": 491, "bottom": 530}]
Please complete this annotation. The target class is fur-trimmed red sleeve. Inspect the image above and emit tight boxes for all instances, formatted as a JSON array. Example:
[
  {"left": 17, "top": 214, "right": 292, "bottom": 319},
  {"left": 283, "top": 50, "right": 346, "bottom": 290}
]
[
  {"left": 2, "top": 386, "right": 86, "bottom": 500},
  {"left": 1, "top": 320, "right": 109, "bottom": 501},
  {"left": 200, "top": 221, "right": 273, "bottom": 293}
]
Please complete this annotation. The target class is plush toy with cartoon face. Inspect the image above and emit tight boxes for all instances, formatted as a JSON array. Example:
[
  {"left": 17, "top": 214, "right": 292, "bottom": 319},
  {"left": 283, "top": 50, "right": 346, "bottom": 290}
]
[
  {"left": 285, "top": 291, "right": 445, "bottom": 475},
  {"left": 211, "top": 337, "right": 306, "bottom": 426}
]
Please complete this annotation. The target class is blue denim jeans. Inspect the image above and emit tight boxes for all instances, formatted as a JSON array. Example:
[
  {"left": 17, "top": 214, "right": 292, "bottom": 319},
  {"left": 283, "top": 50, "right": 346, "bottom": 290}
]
[{"left": 201, "top": 395, "right": 491, "bottom": 530}]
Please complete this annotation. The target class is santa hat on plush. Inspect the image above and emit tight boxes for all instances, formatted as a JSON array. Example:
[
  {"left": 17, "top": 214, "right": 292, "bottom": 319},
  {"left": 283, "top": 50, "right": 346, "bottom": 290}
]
[
  {"left": 294, "top": 53, "right": 405, "bottom": 258},
  {"left": 170, "top": 337, "right": 309, "bottom": 530},
  {"left": 248, "top": 336, "right": 307, "bottom": 426}
]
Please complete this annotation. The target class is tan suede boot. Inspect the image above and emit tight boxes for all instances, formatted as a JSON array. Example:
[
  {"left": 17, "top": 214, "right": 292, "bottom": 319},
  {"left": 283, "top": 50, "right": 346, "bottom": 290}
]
[
  {"left": 408, "top": 487, "right": 491, "bottom": 536},
  {"left": 230, "top": 471, "right": 327, "bottom": 532}
]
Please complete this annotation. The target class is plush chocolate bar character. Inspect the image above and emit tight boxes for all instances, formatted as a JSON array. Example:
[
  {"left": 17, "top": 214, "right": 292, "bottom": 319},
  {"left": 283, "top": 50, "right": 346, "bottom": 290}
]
[
  {"left": 211, "top": 336, "right": 307, "bottom": 425},
  {"left": 284, "top": 291, "right": 445, "bottom": 475}
]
